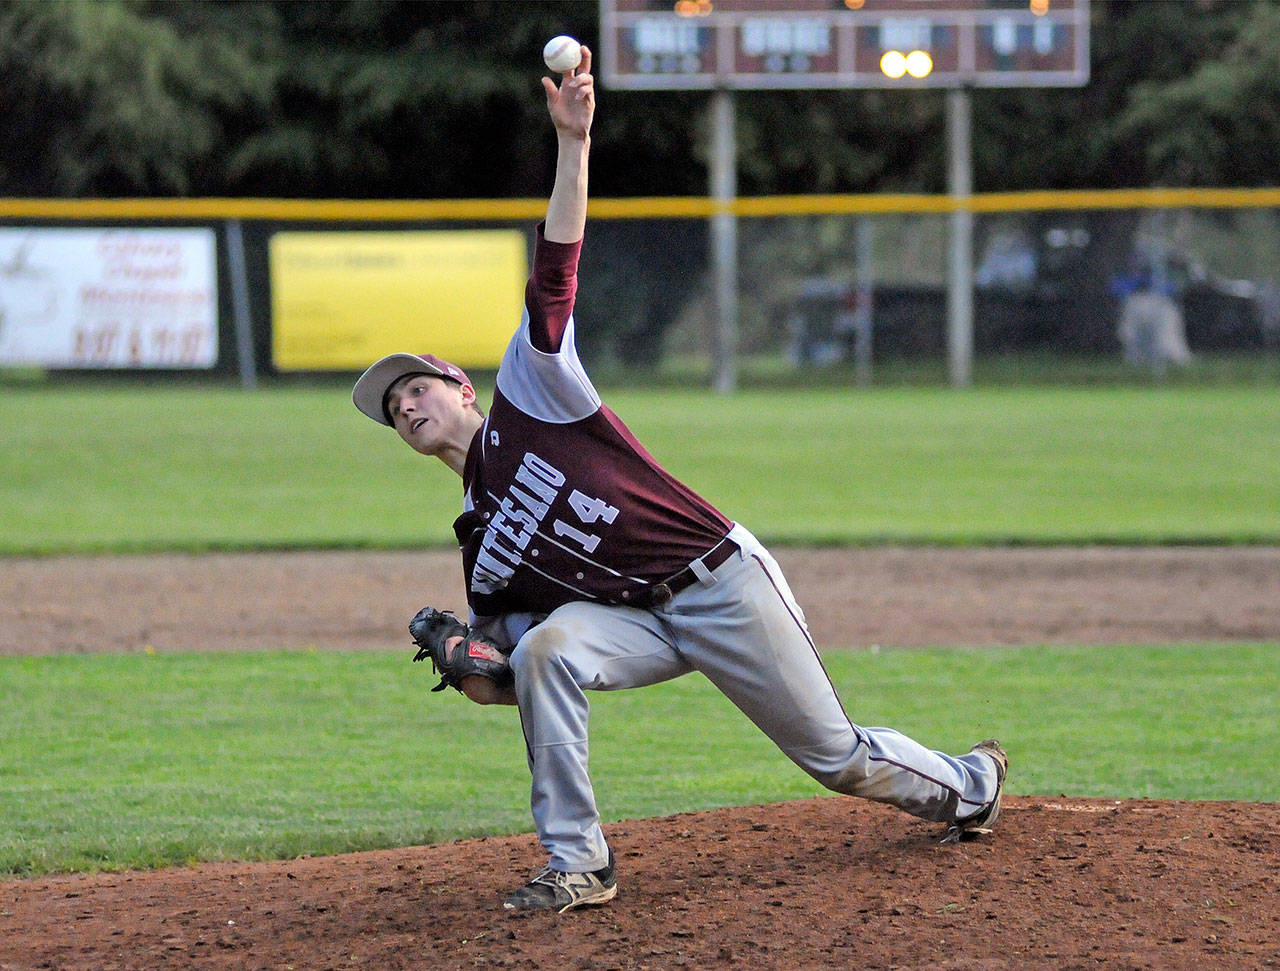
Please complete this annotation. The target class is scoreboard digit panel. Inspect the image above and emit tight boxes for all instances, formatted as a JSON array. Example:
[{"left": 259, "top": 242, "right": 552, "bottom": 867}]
[
  {"left": 601, "top": 0, "right": 1089, "bottom": 90},
  {"left": 972, "top": 10, "right": 1086, "bottom": 83},
  {"left": 732, "top": 15, "right": 842, "bottom": 78},
  {"left": 613, "top": 14, "right": 716, "bottom": 80}
]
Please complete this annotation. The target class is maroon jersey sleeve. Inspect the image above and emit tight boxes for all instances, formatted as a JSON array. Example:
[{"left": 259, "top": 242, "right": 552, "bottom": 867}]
[{"left": 525, "top": 223, "right": 582, "bottom": 354}]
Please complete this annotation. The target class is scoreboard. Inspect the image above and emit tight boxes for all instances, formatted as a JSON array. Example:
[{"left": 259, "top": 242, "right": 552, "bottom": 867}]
[{"left": 600, "top": 0, "right": 1090, "bottom": 90}]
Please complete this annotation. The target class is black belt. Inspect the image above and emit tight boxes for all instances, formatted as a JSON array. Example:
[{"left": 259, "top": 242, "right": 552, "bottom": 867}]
[{"left": 630, "top": 536, "right": 738, "bottom": 608}]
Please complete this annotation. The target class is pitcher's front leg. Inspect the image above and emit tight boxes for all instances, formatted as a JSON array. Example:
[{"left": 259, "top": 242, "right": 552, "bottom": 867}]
[{"left": 509, "top": 602, "right": 688, "bottom": 873}]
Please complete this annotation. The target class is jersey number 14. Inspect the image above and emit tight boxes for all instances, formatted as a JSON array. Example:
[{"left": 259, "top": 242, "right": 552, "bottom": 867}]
[{"left": 553, "top": 489, "right": 619, "bottom": 554}]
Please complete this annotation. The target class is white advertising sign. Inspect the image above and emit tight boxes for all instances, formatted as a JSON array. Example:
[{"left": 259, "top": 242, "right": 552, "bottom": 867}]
[{"left": 0, "top": 228, "right": 218, "bottom": 368}]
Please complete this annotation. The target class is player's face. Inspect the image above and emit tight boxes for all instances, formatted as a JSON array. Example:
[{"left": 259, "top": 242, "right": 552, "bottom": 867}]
[{"left": 386, "top": 374, "right": 473, "bottom": 456}]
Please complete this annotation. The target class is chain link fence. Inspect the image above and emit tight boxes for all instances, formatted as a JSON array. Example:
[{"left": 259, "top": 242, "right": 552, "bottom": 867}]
[
  {"left": 3, "top": 192, "right": 1279, "bottom": 384},
  {"left": 646, "top": 204, "right": 1280, "bottom": 378}
]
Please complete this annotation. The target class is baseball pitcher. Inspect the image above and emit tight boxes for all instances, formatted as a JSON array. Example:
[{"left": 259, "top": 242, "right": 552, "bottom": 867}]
[{"left": 353, "top": 46, "right": 1007, "bottom": 914}]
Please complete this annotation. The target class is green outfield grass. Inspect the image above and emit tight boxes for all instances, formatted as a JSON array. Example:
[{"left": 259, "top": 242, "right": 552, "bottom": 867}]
[
  {"left": 1, "top": 382, "right": 1278, "bottom": 553},
  {"left": 1, "top": 643, "right": 1275, "bottom": 877}
]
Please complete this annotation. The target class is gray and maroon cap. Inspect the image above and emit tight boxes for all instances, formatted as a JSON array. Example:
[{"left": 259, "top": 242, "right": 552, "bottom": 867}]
[{"left": 352, "top": 352, "right": 473, "bottom": 426}]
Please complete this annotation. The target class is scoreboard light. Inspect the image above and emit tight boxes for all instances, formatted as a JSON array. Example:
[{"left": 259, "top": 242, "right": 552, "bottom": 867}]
[
  {"left": 880, "top": 49, "right": 933, "bottom": 80},
  {"left": 673, "top": 0, "right": 711, "bottom": 16},
  {"left": 905, "top": 50, "right": 933, "bottom": 78},
  {"left": 879, "top": 50, "right": 907, "bottom": 78}
]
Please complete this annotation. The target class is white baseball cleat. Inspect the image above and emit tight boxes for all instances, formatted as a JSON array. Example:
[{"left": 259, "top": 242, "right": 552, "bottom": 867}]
[
  {"left": 503, "top": 847, "right": 617, "bottom": 913},
  {"left": 941, "top": 739, "right": 1008, "bottom": 844}
]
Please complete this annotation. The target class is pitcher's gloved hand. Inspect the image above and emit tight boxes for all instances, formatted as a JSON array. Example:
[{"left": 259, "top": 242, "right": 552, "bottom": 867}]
[{"left": 408, "top": 607, "right": 513, "bottom": 693}]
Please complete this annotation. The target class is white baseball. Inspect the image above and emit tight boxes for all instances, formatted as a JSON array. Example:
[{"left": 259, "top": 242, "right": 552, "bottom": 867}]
[{"left": 543, "top": 35, "right": 582, "bottom": 73}]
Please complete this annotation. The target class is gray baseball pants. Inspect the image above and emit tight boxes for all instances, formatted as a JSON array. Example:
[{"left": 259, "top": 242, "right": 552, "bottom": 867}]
[{"left": 509, "top": 524, "right": 1002, "bottom": 873}]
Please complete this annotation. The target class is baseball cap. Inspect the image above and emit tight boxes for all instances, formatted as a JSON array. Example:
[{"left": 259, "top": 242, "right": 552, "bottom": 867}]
[{"left": 352, "top": 352, "right": 473, "bottom": 426}]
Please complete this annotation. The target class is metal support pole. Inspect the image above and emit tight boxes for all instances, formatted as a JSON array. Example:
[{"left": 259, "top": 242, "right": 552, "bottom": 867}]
[
  {"left": 854, "top": 217, "right": 874, "bottom": 387},
  {"left": 225, "top": 219, "right": 258, "bottom": 390},
  {"left": 710, "top": 87, "right": 738, "bottom": 394},
  {"left": 946, "top": 87, "right": 974, "bottom": 388}
]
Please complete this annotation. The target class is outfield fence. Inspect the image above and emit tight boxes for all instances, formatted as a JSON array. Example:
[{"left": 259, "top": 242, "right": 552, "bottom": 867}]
[{"left": 2, "top": 188, "right": 1278, "bottom": 385}]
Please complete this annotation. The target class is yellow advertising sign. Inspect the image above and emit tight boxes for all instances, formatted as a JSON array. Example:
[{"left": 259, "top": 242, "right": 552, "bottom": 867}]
[{"left": 269, "top": 230, "right": 528, "bottom": 370}]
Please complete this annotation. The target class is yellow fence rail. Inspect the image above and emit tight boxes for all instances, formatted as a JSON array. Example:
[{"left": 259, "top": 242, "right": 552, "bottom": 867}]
[{"left": 3, "top": 187, "right": 1280, "bottom": 223}]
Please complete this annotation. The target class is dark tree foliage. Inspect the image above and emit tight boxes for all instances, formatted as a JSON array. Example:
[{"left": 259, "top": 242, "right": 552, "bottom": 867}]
[
  {"left": 1113, "top": 0, "right": 1280, "bottom": 187},
  {"left": 0, "top": 0, "right": 1275, "bottom": 199},
  {"left": 0, "top": 0, "right": 596, "bottom": 197}
]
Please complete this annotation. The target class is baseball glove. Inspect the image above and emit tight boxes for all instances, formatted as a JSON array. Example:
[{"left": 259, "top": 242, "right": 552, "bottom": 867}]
[{"left": 409, "top": 607, "right": 513, "bottom": 693}]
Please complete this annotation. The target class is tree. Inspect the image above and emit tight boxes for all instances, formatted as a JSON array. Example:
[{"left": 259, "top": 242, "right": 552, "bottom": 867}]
[
  {"left": 0, "top": 0, "right": 595, "bottom": 198},
  {"left": 2, "top": 0, "right": 1275, "bottom": 199},
  {"left": 0, "top": 0, "right": 271, "bottom": 195},
  {"left": 1113, "top": 0, "right": 1280, "bottom": 187},
  {"left": 968, "top": 0, "right": 1251, "bottom": 191}
]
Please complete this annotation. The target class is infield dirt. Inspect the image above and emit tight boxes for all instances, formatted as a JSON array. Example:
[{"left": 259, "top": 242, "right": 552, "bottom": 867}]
[{"left": 2, "top": 547, "right": 1278, "bottom": 969}]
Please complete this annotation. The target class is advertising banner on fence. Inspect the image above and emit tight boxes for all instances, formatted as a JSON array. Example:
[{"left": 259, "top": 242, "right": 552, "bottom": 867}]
[
  {"left": 269, "top": 230, "right": 527, "bottom": 371},
  {"left": 0, "top": 228, "right": 218, "bottom": 369}
]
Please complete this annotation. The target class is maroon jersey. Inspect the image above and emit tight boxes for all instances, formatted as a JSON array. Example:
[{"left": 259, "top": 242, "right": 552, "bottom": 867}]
[{"left": 455, "top": 227, "right": 731, "bottom": 618}]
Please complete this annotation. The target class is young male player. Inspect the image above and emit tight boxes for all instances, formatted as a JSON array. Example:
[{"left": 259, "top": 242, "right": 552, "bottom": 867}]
[{"left": 352, "top": 46, "right": 1007, "bottom": 914}]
